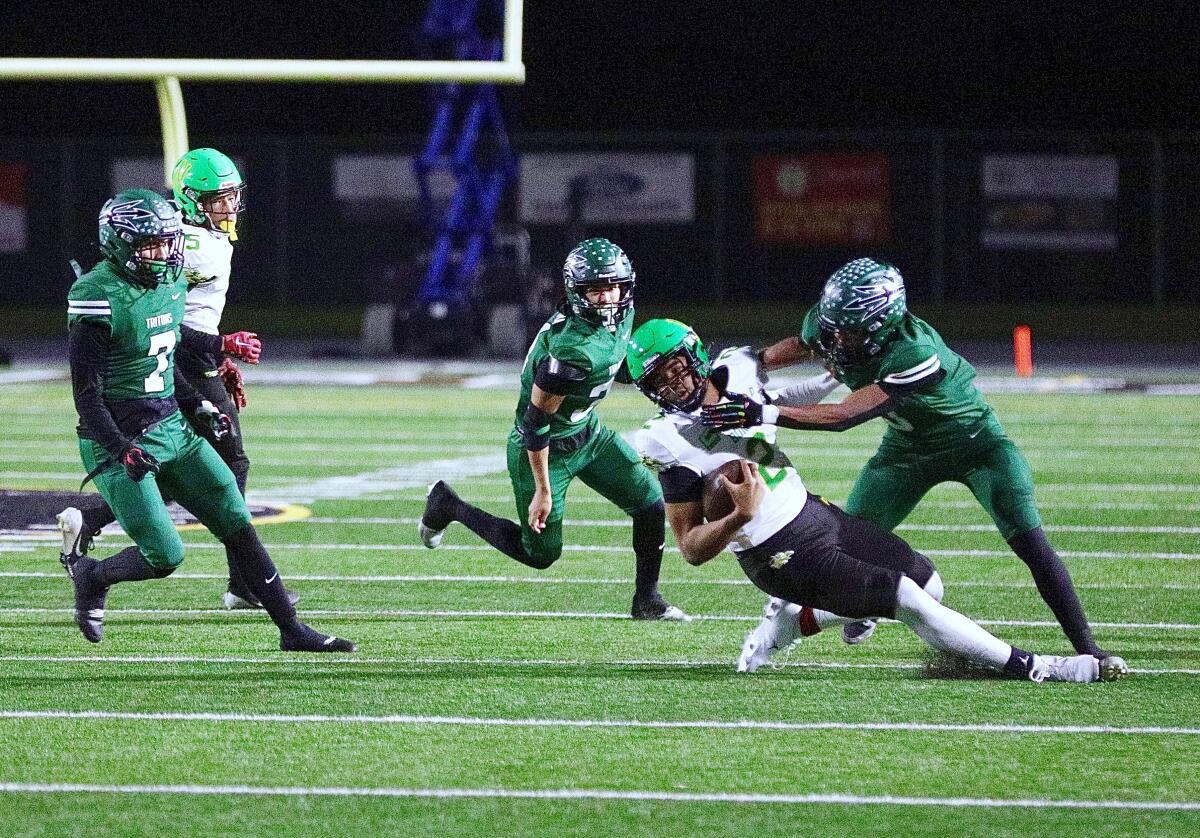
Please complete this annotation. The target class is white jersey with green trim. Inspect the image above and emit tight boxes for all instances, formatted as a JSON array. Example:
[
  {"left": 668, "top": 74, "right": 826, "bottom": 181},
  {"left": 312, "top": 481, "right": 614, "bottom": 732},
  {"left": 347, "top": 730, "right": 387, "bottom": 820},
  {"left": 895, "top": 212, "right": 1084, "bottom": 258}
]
[
  {"left": 635, "top": 348, "right": 825, "bottom": 552},
  {"left": 181, "top": 223, "right": 233, "bottom": 335}
]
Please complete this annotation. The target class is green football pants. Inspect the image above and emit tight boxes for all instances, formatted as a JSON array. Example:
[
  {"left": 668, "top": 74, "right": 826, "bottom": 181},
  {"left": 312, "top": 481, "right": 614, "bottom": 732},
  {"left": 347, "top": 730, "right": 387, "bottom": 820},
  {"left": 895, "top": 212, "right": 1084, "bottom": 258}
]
[
  {"left": 506, "top": 424, "right": 663, "bottom": 567},
  {"left": 80, "top": 411, "right": 251, "bottom": 570},
  {"left": 845, "top": 434, "right": 1041, "bottom": 541}
]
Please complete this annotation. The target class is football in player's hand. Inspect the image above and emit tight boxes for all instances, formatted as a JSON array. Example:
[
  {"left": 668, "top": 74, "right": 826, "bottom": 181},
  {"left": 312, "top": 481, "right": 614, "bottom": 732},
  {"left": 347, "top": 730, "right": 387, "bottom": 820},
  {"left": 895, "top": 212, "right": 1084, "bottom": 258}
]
[{"left": 702, "top": 459, "right": 749, "bottom": 522}]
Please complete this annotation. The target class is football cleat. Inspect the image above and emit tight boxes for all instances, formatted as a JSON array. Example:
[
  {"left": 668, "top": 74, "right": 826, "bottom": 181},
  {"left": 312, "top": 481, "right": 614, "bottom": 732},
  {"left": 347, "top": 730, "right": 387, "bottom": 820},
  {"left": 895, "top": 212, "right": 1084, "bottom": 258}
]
[
  {"left": 842, "top": 619, "right": 877, "bottom": 645},
  {"left": 59, "top": 552, "right": 108, "bottom": 644},
  {"left": 418, "top": 480, "right": 460, "bottom": 548},
  {"left": 280, "top": 623, "right": 357, "bottom": 653},
  {"left": 223, "top": 585, "right": 300, "bottom": 610},
  {"left": 631, "top": 593, "right": 691, "bottom": 621},
  {"left": 1029, "top": 653, "right": 1100, "bottom": 683},
  {"left": 57, "top": 507, "right": 93, "bottom": 560},
  {"left": 1098, "top": 655, "right": 1129, "bottom": 682},
  {"left": 736, "top": 597, "right": 801, "bottom": 673}
]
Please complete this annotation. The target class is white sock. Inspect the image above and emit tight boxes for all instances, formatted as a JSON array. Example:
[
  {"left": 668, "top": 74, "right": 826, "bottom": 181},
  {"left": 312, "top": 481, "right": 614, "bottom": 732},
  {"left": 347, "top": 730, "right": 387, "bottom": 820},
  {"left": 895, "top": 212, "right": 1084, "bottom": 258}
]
[
  {"left": 924, "top": 570, "right": 944, "bottom": 603},
  {"left": 893, "top": 576, "right": 1010, "bottom": 669}
]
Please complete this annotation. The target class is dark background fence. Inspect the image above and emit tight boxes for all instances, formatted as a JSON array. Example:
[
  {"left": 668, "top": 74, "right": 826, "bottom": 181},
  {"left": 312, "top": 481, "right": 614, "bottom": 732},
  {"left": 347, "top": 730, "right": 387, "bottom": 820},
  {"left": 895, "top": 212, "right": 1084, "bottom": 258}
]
[{"left": 2, "top": 130, "right": 1194, "bottom": 316}]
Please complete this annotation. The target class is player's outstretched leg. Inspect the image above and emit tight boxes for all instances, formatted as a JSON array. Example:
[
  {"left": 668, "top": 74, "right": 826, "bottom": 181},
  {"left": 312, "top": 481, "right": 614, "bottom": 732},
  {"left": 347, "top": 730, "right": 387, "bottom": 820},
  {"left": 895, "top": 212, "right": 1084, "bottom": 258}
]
[
  {"left": 419, "top": 480, "right": 554, "bottom": 569},
  {"left": 892, "top": 576, "right": 1104, "bottom": 682},
  {"left": 222, "top": 525, "right": 355, "bottom": 652}
]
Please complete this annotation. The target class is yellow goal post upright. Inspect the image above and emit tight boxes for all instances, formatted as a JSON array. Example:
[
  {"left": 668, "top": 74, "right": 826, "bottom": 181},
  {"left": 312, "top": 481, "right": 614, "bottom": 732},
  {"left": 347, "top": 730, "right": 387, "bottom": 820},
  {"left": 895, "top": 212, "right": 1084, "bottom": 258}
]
[{"left": 0, "top": 0, "right": 524, "bottom": 186}]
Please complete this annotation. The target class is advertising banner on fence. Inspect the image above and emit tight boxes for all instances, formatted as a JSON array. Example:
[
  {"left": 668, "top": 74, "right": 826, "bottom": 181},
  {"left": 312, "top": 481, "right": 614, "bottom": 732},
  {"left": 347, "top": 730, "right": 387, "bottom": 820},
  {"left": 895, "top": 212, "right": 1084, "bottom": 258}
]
[
  {"left": 0, "top": 162, "right": 27, "bottom": 253},
  {"left": 332, "top": 154, "right": 456, "bottom": 210},
  {"left": 980, "top": 154, "right": 1118, "bottom": 251},
  {"left": 519, "top": 152, "right": 695, "bottom": 224},
  {"left": 752, "top": 153, "right": 891, "bottom": 246}
]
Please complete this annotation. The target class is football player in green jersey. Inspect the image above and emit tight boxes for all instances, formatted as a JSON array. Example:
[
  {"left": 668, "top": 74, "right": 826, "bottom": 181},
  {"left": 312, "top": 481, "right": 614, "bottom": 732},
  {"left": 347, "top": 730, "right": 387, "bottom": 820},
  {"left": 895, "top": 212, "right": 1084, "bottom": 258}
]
[
  {"left": 419, "top": 238, "right": 688, "bottom": 620},
  {"left": 57, "top": 148, "right": 292, "bottom": 612},
  {"left": 701, "top": 258, "right": 1125, "bottom": 678},
  {"left": 58, "top": 188, "right": 353, "bottom": 652}
]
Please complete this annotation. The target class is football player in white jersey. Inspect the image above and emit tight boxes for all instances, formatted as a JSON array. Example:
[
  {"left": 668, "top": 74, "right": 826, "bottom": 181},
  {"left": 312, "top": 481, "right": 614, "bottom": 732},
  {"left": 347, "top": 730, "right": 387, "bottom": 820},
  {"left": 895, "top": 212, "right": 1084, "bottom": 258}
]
[
  {"left": 57, "top": 148, "right": 297, "bottom": 610},
  {"left": 628, "top": 319, "right": 1109, "bottom": 683}
]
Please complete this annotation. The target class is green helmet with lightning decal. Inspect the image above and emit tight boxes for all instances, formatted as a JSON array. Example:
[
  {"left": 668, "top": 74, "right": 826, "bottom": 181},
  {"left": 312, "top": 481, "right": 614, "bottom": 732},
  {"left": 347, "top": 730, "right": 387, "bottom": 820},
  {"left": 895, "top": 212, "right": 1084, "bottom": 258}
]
[
  {"left": 98, "top": 188, "right": 184, "bottom": 289},
  {"left": 816, "top": 257, "right": 907, "bottom": 367},
  {"left": 172, "top": 148, "right": 245, "bottom": 237}
]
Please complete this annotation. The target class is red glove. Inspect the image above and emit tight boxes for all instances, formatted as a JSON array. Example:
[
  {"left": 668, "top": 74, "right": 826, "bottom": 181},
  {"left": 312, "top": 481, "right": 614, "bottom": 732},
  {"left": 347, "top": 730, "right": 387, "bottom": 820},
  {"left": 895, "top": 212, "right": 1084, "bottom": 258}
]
[
  {"left": 221, "top": 330, "right": 261, "bottom": 364},
  {"left": 217, "top": 357, "right": 247, "bottom": 409},
  {"left": 120, "top": 446, "right": 160, "bottom": 482}
]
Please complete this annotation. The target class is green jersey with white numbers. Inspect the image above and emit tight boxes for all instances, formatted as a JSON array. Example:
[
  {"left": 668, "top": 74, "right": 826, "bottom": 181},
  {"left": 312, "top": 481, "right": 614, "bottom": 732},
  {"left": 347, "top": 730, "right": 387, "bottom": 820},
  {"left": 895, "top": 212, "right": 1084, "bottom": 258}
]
[
  {"left": 514, "top": 309, "right": 632, "bottom": 439},
  {"left": 67, "top": 261, "right": 186, "bottom": 402},
  {"left": 800, "top": 306, "right": 1001, "bottom": 451}
]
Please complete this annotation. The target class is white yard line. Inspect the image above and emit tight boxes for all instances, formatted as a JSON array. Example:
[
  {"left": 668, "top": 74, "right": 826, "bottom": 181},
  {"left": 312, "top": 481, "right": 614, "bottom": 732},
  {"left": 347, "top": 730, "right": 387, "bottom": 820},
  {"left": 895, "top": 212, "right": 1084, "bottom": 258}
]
[
  {"left": 3, "top": 606, "right": 1199, "bottom": 631},
  {"left": 0, "top": 654, "right": 1192, "bottom": 675},
  {"left": 0, "top": 709, "right": 1195, "bottom": 736},
  {"left": 3, "top": 570, "right": 1197, "bottom": 591},
  {"left": 4, "top": 540, "right": 1200, "bottom": 561},
  {"left": 0, "top": 782, "right": 1195, "bottom": 810},
  {"left": 296, "top": 516, "right": 1200, "bottom": 535}
]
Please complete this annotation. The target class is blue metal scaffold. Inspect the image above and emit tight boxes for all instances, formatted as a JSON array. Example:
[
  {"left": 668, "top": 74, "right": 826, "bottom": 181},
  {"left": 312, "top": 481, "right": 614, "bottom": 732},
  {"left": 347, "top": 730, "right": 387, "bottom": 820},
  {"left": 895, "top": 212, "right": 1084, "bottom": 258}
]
[{"left": 410, "top": 0, "right": 517, "bottom": 349}]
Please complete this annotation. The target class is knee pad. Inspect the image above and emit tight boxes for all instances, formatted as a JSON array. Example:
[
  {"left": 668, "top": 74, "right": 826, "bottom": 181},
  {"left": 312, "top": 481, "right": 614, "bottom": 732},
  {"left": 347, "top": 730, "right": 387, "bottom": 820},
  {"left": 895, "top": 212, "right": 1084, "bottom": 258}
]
[{"left": 632, "top": 499, "right": 665, "bottom": 522}]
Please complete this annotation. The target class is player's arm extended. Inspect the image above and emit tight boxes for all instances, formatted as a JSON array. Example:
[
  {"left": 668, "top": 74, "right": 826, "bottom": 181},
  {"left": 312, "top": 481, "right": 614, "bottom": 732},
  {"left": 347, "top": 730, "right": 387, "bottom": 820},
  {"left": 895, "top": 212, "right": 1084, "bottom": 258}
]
[
  {"left": 665, "top": 499, "right": 751, "bottom": 566},
  {"left": 773, "top": 369, "right": 946, "bottom": 431},
  {"left": 756, "top": 336, "right": 816, "bottom": 371},
  {"left": 68, "top": 321, "right": 130, "bottom": 459}
]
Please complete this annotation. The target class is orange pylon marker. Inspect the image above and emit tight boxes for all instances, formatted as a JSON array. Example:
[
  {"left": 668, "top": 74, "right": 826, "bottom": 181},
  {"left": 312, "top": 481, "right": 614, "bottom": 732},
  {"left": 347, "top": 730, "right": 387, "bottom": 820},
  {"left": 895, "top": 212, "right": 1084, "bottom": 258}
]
[{"left": 1013, "top": 325, "right": 1033, "bottom": 377}]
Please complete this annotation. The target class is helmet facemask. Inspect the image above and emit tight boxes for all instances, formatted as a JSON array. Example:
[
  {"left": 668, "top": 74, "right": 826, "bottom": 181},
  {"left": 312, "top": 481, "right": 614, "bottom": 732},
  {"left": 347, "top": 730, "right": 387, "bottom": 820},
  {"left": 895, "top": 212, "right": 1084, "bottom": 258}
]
[
  {"left": 129, "top": 232, "right": 185, "bottom": 289},
  {"left": 196, "top": 184, "right": 245, "bottom": 239},
  {"left": 636, "top": 345, "right": 712, "bottom": 414},
  {"left": 567, "top": 278, "right": 635, "bottom": 331}
]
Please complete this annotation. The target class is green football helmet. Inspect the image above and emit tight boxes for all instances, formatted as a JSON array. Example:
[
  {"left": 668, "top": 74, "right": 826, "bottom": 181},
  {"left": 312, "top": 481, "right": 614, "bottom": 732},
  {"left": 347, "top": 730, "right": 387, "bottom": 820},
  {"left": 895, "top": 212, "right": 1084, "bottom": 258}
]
[
  {"left": 816, "top": 257, "right": 907, "bottom": 367},
  {"left": 171, "top": 148, "right": 245, "bottom": 238},
  {"left": 562, "top": 237, "right": 635, "bottom": 330},
  {"left": 627, "top": 318, "right": 712, "bottom": 414},
  {"left": 98, "top": 188, "right": 184, "bottom": 289}
]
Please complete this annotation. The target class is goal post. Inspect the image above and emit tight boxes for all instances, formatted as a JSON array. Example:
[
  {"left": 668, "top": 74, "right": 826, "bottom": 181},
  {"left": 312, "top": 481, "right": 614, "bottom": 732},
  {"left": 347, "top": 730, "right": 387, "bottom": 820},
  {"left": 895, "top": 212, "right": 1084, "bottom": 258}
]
[{"left": 0, "top": 0, "right": 524, "bottom": 184}]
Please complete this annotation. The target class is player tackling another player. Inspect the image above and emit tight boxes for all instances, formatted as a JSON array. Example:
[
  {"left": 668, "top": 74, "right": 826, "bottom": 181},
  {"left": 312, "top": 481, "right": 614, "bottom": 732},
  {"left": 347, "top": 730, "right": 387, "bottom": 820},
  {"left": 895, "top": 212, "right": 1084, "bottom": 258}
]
[
  {"left": 628, "top": 317, "right": 1122, "bottom": 682},
  {"left": 700, "top": 258, "right": 1125, "bottom": 679}
]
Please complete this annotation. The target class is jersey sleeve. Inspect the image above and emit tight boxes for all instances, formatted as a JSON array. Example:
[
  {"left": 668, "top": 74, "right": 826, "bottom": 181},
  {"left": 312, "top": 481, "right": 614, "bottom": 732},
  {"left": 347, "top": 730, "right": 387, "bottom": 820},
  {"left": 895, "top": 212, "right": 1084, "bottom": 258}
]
[
  {"left": 766, "top": 372, "right": 840, "bottom": 406},
  {"left": 542, "top": 334, "right": 598, "bottom": 397},
  {"left": 877, "top": 339, "right": 942, "bottom": 389},
  {"left": 66, "top": 278, "right": 114, "bottom": 334}
]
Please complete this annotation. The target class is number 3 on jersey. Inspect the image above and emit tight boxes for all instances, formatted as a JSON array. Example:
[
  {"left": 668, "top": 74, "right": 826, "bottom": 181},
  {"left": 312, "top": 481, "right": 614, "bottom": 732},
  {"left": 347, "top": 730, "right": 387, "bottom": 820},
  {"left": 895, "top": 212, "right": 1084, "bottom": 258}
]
[{"left": 144, "top": 330, "right": 177, "bottom": 393}]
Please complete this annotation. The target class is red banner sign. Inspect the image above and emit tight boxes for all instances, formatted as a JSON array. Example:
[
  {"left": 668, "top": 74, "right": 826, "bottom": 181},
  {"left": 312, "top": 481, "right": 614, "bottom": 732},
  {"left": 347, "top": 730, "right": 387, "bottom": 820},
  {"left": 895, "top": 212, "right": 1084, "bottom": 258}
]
[{"left": 753, "top": 153, "right": 890, "bottom": 246}]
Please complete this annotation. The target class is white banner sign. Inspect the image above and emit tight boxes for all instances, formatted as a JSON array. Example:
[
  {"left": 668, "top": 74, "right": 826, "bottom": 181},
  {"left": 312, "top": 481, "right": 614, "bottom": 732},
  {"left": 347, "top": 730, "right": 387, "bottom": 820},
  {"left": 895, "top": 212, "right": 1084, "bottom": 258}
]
[
  {"left": 111, "top": 156, "right": 248, "bottom": 193},
  {"left": 982, "top": 154, "right": 1118, "bottom": 198},
  {"left": 520, "top": 152, "right": 695, "bottom": 224},
  {"left": 980, "top": 153, "right": 1118, "bottom": 251},
  {"left": 333, "top": 154, "right": 456, "bottom": 204}
]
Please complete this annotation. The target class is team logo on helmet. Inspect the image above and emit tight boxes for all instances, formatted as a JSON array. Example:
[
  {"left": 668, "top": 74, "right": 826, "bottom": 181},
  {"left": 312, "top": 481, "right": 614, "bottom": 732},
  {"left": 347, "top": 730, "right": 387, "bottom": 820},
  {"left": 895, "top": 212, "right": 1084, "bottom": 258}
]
[{"left": 100, "top": 199, "right": 157, "bottom": 236}]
